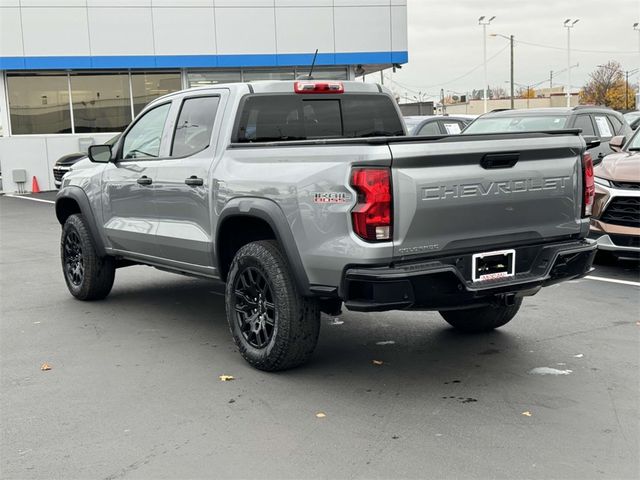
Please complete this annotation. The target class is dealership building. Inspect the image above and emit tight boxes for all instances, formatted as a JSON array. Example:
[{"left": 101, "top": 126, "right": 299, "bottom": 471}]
[{"left": 0, "top": 0, "right": 408, "bottom": 192}]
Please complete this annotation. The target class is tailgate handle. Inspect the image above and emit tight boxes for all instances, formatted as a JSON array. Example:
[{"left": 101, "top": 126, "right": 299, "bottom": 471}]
[{"left": 481, "top": 153, "right": 519, "bottom": 169}]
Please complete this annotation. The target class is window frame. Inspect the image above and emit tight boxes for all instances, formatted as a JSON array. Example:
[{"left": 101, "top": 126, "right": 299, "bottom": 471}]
[
  {"left": 169, "top": 94, "right": 221, "bottom": 159},
  {"left": 116, "top": 101, "right": 173, "bottom": 162}
]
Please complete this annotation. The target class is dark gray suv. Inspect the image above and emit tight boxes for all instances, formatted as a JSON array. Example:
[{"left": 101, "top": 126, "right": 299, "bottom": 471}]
[{"left": 464, "top": 106, "right": 632, "bottom": 162}]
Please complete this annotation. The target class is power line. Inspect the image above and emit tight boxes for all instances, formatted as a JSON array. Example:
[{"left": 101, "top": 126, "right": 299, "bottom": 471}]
[
  {"left": 513, "top": 38, "right": 637, "bottom": 55},
  {"left": 386, "top": 43, "right": 510, "bottom": 94}
]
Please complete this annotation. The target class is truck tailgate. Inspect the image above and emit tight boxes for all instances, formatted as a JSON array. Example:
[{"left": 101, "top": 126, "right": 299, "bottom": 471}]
[{"left": 390, "top": 134, "right": 585, "bottom": 259}]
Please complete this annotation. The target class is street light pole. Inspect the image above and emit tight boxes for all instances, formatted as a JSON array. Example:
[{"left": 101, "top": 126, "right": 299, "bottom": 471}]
[
  {"left": 489, "top": 32, "right": 512, "bottom": 109},
  {"left": 564, "top": 19, "right": 579, "bottom": 107},
  {"left": 479, "top": 16, "right": 496, "bottom": 113}
]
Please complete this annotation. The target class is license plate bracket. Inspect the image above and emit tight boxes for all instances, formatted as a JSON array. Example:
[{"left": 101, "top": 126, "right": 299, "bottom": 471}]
[{"left": 472, "top": 249, "right": 515, "bottom": 282}]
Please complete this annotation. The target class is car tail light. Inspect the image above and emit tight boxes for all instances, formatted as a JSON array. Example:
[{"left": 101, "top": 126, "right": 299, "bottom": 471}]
[
  {"left": 350, "top": 168, "right": 392, "bottom": 241},
  {"left": 582, "top": 152, "right": 595, "bottom": 217},
  {"left": 294, "top": 81, "right": 344, "bottom": 94}
]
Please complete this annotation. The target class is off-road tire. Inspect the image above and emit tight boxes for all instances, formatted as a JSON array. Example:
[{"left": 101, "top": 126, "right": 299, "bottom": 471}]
[
  {"left": 225, "top": 240, "right": 320, "bottom": 371},
  {"left": 61, "top": 214, "right": 115, "bottom": 300},
  {"left": 439, "top": 298, "right": 523, "bottom": 333}
]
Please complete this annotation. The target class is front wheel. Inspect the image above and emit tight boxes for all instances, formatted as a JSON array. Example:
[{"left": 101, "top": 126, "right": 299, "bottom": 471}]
[
  {"left": 439, "top": 298, "right": 523, "bottom": 333},
  {"left": 225, "top": 240, "right": 320, "bottom": 371},
  {"left": 61, "top": 214, "right": 115, "bottom": 300}
]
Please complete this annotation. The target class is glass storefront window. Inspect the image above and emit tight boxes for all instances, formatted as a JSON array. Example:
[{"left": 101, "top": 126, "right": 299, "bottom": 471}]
[
  {"left": 187, "top": 70, "right": 241, "bottom": 88},
  {"left": 301, "top": 67, "right": 349, "bottom": 80},
  {"left": 243, "top": 68, "right": 295, "bottom": 82},
  {"left": 71, "top": 73, "right": 131, "bottom": 133},
  {"left": 131, "top": 72, "right": 182, "bottom": 116},
  {"left": 7, "top": 74, "right": 71, "bottom": 134}
]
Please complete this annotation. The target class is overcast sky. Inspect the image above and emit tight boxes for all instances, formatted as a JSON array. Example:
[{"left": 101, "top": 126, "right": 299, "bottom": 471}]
[{"left": 385, "top": 0, "right": 640, "bottom": 101}]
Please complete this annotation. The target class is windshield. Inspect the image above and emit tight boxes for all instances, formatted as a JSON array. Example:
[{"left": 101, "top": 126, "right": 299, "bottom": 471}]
[
  {"left": 464, "top": 115, "right": 569, "bottom": 134},
  {"left": 627, "top": 129, "right": 640, "bottom": 150}
]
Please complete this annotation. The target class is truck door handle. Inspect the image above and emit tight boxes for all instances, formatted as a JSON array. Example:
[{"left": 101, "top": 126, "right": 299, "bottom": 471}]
[
  {"left": 481, "top": 153, "right": 519, "bottom": 169},
  {"left": 137, "top": 176, "right": 152, "bottom": 185},
  {"left": 185, "top": 176, "right": 204, "bottom": 187}
]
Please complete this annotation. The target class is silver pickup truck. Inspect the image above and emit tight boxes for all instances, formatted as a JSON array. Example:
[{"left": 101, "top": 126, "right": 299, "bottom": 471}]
[{"left": 56, "top": 80, "right": 597, "bottom": 371}]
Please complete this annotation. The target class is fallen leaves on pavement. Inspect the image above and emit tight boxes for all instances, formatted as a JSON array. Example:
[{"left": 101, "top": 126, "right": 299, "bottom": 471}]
[
  {"left": 219, "top": 375, "right": 235, "bottom": 382},
  {"left": 521, "top": 411, "right": 532, "bottom": 417},
  {"left": 40, "top": 363, "right": 52, "bottom": 371},
  {"left": 316, "top": 412, "right": 326, "bottom": 418},
  {"left": 372, "top": 360, "right": 384, "bottom": 366}
]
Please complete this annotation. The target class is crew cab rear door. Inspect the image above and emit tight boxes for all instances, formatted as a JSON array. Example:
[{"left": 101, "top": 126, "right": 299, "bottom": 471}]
[{"left": 389, "top": 133, "right": 585, "bottom": 260}]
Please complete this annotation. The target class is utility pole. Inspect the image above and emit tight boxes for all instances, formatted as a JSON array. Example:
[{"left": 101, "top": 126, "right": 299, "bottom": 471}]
[
  {"left": 564, "top": 19, "right": 579, "bottom": 107},
  {"left": 550, "top": 70, "right": 553, "bottom": 90},
  {"left": 490, "top": 33, "right": 514, "bottom": 109},
  {"left": 626, "top": 70, "right": 629, "bottom": 110},
  {"left": 479, "top": 16, "right": 496, "bottom": 113},
  {"left": 509, "top": 35, "right": 514, "bottom": 109}
]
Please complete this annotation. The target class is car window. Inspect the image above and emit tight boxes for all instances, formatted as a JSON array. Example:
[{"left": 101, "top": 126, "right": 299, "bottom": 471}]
[
  {"left": 122, "top": 103, "right": 171, "bottom": 159},
  {"left": 593, "top": 115, "right": 613, "bottom": 138},
  {"left": 171, "top": 96, "right": 220, "bottom": 157},
  {"left": 573, "top": 115, "right": 596, "bottom": 136},
  {"left": 463, "top": 115, "right": 568, "bottom": 134},
  {"left": 235, "top": 94, "right": 404, "bottom": 142},
  {"left": 607, "top": 114, "right": 623, "bottom": 134},
  {"left": 441, "top": 121, "right": 463, "bottom": 134},
  {"left": 417, "top": 121, "right": 441, "bottom": 135}
]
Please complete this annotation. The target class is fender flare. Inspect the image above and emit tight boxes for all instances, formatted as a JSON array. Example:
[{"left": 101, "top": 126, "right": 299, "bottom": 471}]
[
  {"left": 55, "top": 186, "right": 107, "bottom": 257},
  {"left": 216, "top": 197, "right": 311, "bottom": 296}
]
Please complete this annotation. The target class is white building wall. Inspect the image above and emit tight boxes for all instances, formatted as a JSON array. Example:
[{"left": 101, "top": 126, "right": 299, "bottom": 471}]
[{"left": 0, "top": 1, "right": 407, "bottom": 65}]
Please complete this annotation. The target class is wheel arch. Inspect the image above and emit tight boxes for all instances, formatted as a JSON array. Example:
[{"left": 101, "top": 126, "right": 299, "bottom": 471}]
[
  {"left": 216, "top": 198, "right": 310, "bottom": 296},
  {"left": 55, "top": 186, "right": 107, "bottom": 257}
]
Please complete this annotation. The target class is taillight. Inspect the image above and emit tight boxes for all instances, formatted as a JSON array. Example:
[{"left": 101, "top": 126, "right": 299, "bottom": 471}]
[
  {"left": 582, "top": 152, "right": 595, "bottom": 217},
  {"left": 294, "top": 81, "right": 344, "bottom": 94},
  {"left": 350, "top": 168, "right": 392, "bottom": 241}
]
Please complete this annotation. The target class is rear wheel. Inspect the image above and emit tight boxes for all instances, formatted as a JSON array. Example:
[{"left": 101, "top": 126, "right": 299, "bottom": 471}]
[
  {"left": 225, "top": 240, "right": 320, "bottom": 371},
  {"left": 61, "top": 214, "right": 115, "bottom": 300},
  {"left": 439, "top": 298, "right": 522, "bottom": 333}
]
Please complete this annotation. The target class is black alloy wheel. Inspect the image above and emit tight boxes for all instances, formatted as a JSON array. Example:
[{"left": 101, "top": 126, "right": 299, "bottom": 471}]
[
  {"left": 233, "top": 266, "right": 276, "bottom": 349},
  {"left": 64, "top": 229, "right": 84, "bottom": 286}
]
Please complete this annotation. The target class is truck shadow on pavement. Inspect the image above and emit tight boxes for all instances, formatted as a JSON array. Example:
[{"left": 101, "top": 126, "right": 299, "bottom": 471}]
[{"left": 95, "top": 269, "right": 530, "bottom": 386}]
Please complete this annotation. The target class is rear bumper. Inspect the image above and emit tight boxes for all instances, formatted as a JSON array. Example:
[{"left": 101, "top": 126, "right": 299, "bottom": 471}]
[{"left": 342, "top": 239, "right": 596, "bottom": 312}]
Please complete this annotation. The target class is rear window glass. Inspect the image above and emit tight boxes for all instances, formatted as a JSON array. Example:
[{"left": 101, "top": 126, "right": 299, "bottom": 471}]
[
  {"left": 464, "top": 115, "right": 569, "bottom": 134},
  {"left": 235, "top": 94, "right": 404, "bottom": 142}
]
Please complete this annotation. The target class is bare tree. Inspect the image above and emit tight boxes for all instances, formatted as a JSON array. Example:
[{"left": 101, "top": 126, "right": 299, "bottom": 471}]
[{"left": 580, "top": 61, "right": 624, "bottom": 106}]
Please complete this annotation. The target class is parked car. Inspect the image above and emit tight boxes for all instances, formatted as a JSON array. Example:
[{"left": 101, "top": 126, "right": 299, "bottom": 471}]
[
  {"left": 403, "top": 115, "right": 471, "bottom": 135},
  {"left": 623, "top": 111, "right": 640, "bottom": 130},
  {"left": 463, "top": 106, "right": 632, "bottom": 163},
  {"left": 55, "top": 80, "right": 596, "bottom": 371},
  {"left": 589, "top": 130, "right": 640, "bottom": 260},
  {"left": 53, "top": 134, "right": 120, "bottom": 188}
]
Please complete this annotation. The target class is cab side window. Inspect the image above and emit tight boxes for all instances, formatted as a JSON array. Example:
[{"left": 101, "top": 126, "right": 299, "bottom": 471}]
[
  {"left": 171, "top": 96, "right": 220, "bottom": 157},
  {"left": 122, "top": 103, "right": 171, "bottom": 159},
  {"left": 573, "top": 115, "right": 595, "bottom": 136}
]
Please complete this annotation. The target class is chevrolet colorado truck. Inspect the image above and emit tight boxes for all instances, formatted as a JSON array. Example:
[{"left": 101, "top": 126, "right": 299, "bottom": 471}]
[{"left": 55, "top": 81, "right": 597, "bottom": 371}]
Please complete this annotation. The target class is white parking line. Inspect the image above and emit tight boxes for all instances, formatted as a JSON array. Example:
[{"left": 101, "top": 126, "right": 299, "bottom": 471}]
[
  {"left": 585, "top": 276, "right": 640, "bottom": 287},
  {"left": 4, "top": 194, "right": 55, "bottom": 204}
]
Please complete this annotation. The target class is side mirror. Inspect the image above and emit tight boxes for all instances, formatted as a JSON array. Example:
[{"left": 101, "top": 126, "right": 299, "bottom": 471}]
[
  {"left": 88, "top": 144, "right": 112, "bottom": 163},
  {"left": 608, "top": 135, "right": 625, "bottom": 152},
  {"left": 583, "top": 135, "right": 601, "bottom": 150}
]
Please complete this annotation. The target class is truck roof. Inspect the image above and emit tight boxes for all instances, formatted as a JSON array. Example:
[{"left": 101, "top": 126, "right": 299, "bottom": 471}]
[{"left": 154, "top": 80, "right": 388, "bottom": 103}]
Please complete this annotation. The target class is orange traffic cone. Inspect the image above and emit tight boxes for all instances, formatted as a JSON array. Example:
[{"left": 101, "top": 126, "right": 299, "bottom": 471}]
[{"left": 32, "top": 176, "right": 40, "bottom": 194}]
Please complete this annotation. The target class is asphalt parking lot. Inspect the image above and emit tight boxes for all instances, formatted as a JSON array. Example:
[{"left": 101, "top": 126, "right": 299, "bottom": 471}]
[{"left": 1, "top": 192, "right": 638, "bottom": 480}]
